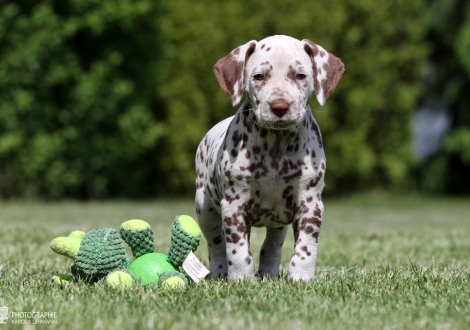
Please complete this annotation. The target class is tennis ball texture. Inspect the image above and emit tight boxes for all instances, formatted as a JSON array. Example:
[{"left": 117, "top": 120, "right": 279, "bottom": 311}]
[
  {"left": 121, "top": 219, "right": 150, "bottom": 231},
  {"left": 129, "top": 253, "right": 176, "bottom": 286},
  {"left": 177, "top": 215, "right": 201, "bottom": 237},
  {"left": 162, "top": 276, "right": 187, "bottom": 289},
  {"left": 106, "top": 271, "right": 134, "bottom": 288}
]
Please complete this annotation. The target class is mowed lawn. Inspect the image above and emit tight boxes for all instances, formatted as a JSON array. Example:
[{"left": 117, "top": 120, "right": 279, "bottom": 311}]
[{"left": 1, "top": 193, "right": 469, "bottom": 329}]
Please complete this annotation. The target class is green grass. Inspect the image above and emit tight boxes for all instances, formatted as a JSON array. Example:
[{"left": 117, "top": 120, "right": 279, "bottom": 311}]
[{"left": 1, "top": 193, "right": 469, "bottom": 329}]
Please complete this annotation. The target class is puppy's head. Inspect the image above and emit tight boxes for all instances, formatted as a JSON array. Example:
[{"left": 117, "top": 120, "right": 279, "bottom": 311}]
[{"left": 214, "top": 35, "right": 344, "bottom": 130}]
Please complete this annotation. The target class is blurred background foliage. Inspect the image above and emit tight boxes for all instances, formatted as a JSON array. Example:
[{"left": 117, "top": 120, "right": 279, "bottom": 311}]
[
  {"left": 0, "top": 0, "right": 165, "bottom": 198},
  {"left": 415, "top": 0, "right": 470, "bottom": 194},
  {"left": 0, "top": 0, "right": 468, "bottom": 199}
]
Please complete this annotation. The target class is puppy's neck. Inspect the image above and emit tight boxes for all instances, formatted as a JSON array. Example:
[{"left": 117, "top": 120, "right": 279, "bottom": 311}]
[{"left": 236, "top": 100, "right": 314, "bottom": 156}]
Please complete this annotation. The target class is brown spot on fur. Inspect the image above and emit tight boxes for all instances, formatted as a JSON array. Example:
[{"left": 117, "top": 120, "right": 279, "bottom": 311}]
[
  {"left": 312, "top": 232, "right": 319, "bottom": 242},
  {"left": 314, "top": 204, "right": 322, "bottom": 218},
  {"left": 301, "top": 245, "right": 312, "bottom": 256},
  {"left": 287, "top": 65, "right": 296, "bottom": 81},
  {"left": 301, "top": 216, "right": 322, "bottom": 229},
  {"left": 307, "top": 171, "right": 323, "bottom": 190},
  {"left": 229, "top": 233, "right": 241, "bottom": 244}
]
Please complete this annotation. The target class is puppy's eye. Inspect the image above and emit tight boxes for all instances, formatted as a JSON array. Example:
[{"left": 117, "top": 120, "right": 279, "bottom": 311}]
[
  {"left": 253, "top": 74, "right": 264, "bottom": 81},
  {"left": 296, "top": 74, "right": 306, "bottom": 80}
]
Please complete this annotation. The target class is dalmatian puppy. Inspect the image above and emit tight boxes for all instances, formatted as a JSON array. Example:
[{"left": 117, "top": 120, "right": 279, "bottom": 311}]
[{"left": 195, "top": 35, "right": 344, "bottom": 280}]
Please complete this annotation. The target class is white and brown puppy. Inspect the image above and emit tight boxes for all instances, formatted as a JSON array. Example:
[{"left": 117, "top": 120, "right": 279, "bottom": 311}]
[{"left": 195, "top": 35, "right": 344, "bottom": 280}]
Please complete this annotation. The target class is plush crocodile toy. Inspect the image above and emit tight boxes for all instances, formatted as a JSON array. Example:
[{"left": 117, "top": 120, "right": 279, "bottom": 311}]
[{"left": 50, "top": 215, "right": 202, "bottom": 289}]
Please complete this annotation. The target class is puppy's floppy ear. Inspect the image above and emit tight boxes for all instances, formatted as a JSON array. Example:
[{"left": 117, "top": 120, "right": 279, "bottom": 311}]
[
  {"left": 214, "top": 40, "right": 257, "bottom": 107},
  {"left": 302, "top": 39, "right": 345, "bottom": 106}
]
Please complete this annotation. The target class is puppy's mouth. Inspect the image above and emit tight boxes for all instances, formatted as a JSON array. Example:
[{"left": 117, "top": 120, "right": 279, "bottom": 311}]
[{"left": 259, "top": 120, "right": 295, "bottom": 130}]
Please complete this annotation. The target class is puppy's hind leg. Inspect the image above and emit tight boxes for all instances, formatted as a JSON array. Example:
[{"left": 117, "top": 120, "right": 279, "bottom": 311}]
[
  {"left": 196, "top": 198, "right": 227, "bottom": 279},
  {"left": 257, "top": 226, "right": 288, "bottom": 277}
]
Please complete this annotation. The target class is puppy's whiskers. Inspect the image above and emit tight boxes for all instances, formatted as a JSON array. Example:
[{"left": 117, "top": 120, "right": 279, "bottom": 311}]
[{"left": 242, "top": 105, "right": 261, "bottom": 128}]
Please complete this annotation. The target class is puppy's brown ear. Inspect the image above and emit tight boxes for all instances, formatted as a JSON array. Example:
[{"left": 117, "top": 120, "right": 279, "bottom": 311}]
[
  {"left": 302, "top": 39, "right": 345, "bottom": 106},
  {"left": 214, "top": 40, "right": 257, "bottom": 107}
]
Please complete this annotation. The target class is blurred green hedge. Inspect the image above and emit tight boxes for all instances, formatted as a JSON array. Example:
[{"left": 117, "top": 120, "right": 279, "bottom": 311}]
[
  {"left": 0, "top": 0, "right": 165, "bottom": 198},
  {"left": 0, "top": 0, "right": 428, "bottom": 198},
  {"left": 416, "top": 0, "right": 470, "bottom": 193}
]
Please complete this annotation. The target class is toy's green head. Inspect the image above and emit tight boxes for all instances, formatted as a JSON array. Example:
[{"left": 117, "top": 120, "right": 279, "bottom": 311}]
[{"left": 50, "top": 228, "right": 130, "bottom": 282}]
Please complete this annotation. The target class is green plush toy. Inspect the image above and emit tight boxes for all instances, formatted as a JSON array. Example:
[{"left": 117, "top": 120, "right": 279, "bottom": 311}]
[{"left": 50, "top": 215, "right": 202, "bottom": 289}]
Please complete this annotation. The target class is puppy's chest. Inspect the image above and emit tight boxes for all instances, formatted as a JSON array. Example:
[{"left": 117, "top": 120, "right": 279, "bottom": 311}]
[
  {"left": 246, "top": 173, "right": 303, "bottom": 226},
  {"left": 220, "top": 133, "right": 321, "bottom": 226}
]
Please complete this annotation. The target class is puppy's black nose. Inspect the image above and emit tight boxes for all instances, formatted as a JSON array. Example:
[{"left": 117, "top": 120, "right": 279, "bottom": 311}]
[{"left": 270, "top": 102, "right": 290, "bottom": 118}]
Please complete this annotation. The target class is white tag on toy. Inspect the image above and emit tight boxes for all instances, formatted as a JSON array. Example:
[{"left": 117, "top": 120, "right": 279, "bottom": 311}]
[{"left": 182, "top": 251, "right": 210, "bottom": 283}]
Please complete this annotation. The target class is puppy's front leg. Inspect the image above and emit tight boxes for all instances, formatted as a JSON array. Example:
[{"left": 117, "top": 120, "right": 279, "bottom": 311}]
[
  {"left": 221, "top": 199, "right": 255, "bottom": 279},
  {"left": 288, "top": 200, "right": 324, "bottom": 281}
]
